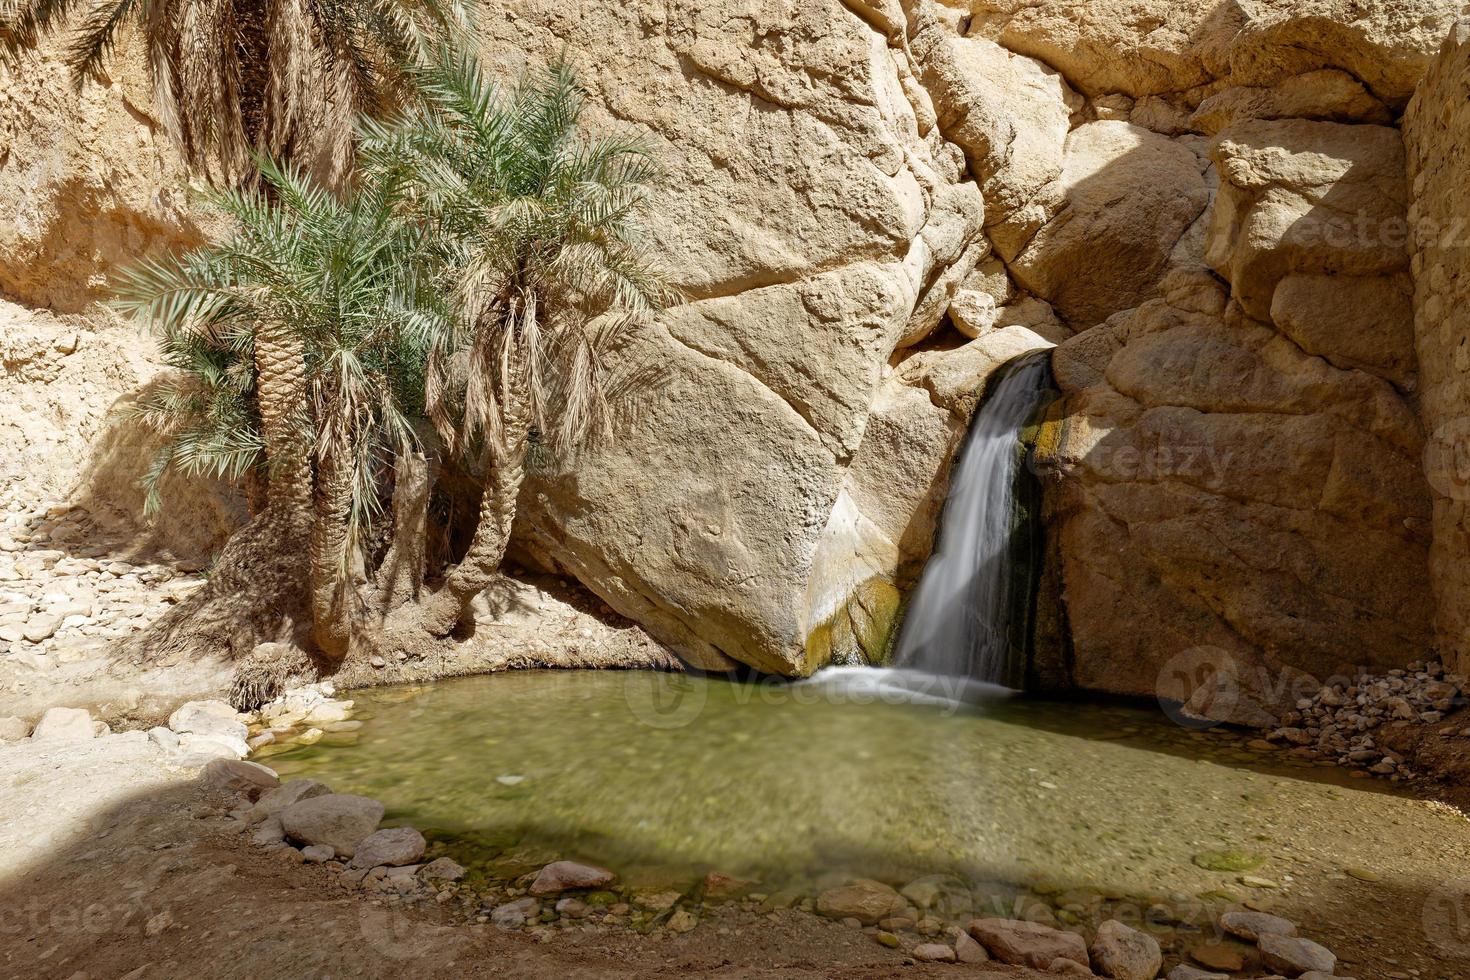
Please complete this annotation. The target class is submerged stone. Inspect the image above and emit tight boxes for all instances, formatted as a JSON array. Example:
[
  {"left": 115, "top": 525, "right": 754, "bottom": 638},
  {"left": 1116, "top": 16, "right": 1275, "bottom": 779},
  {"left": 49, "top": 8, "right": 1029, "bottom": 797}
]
[{"left": 1191, "top": 850, "right": 1264, "bottom": 873}]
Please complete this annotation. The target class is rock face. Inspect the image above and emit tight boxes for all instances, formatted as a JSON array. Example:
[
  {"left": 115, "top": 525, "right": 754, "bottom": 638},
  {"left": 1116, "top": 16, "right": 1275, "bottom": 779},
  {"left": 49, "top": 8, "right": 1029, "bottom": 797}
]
[
  {"left": 3, "top": 0, "right": 1465, "bottom": 688},
  {"left": 1404, "top": 19, "right": 1470, "bottom": 678},
  {"left": 1043, "top": 14, "right": 1440, "bottom": 700},
  {"left": 0, "top": 35, "right": 205, "bottom": 313},
  {"left": 483, "top": 0, "right": 1055, "bottom": 674}
]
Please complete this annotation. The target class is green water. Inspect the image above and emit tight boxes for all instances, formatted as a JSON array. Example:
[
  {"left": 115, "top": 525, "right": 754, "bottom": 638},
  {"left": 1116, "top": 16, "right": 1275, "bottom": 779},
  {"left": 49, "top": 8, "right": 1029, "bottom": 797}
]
[{"left": 261, "top": 668, "right": 1470, "bottom": 932}]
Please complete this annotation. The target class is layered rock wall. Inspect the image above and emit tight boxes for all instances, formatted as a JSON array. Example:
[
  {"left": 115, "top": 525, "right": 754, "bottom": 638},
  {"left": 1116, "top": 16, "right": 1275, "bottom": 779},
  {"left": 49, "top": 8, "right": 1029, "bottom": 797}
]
[
  {"left": 1028, "top": 1, "right": 1452, "bottom": 707},
  {"left": 1404, "top": 19, "right": 1470, "bottom": 678}
]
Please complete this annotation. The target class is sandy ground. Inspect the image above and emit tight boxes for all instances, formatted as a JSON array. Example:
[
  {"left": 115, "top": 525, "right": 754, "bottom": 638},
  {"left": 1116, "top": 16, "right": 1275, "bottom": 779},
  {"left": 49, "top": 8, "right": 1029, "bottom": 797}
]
[{"left": 0, "top": 734, "right": 1045, "bottom": 980}]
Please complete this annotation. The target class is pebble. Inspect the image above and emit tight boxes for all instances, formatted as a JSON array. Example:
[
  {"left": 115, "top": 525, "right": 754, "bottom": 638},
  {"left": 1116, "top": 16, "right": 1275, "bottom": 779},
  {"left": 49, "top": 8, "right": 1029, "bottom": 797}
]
[
  {"left": 912, "top": 943, "right": 956, "bottom": 963},
  {"left": 815, "top": 879, "right": 905, "bottom": 925},
  {"left": 349, "top": 827, "right": 426, "bottom": 869},
  {"left": 1258, "top": 933, "right": 1336, "bottom": 975},
  {"left": 529, "top": 861, "right": 616, "bottom": 896},
  {"left": 1169, "top": 968, "right": 1228, "bottom": 980},
  {"left": 1219, "top": 910, "right": 1296, "bottom": 942},
  {"left": 1273, "top": 660, "right": 1463, "bottom": 777},
  {"left": 1089, "top": 920, "right": 1160, "bottom": 980},
  {"left": 968, "top": 918, "right": 1089, "bottom": 971},
  {"left": 30, "top": 706, "right": 95, "bottom": 742},
  {"left": 278, "top": 794, "right": 384, "bottom": 857},
  {"left": 491, "top": 897, "right": 539, "bottom": 929}
]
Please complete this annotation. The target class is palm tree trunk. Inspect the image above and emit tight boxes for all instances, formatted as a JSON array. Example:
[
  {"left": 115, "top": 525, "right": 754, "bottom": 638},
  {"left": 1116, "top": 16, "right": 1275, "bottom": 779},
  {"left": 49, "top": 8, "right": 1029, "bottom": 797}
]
[
  {"left": 309, "top": 443, "right": 354, "bottom": 660},
  {"left": 254, "top": 321, "right": 312, "bottom": 518},
  {"left": 421, "top": 354, "right": 530, "bottom": 637}
]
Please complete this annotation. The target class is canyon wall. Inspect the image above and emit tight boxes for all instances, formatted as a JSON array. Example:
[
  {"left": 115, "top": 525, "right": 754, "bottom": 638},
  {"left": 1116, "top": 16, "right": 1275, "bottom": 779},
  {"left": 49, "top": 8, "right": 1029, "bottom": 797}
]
[
  {"left": 3, "top": 1, "right": 1466, "bottom": 694},
  {"left": 1405, "top": 20, "right": 1470, "bottom": 679}
]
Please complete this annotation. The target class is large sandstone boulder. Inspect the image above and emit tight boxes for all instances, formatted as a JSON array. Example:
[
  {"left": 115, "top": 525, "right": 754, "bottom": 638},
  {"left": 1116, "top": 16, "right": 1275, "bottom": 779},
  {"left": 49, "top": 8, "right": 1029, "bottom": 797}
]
[
  {"left": 492, "top": 0, "right": 998, "bottom": 675},
  {"left": 1009, "top": 120, "right": 1209, "bottom": 328},
  {"left": 1047, "top": 269, "right": 1432, "bottom": 699}
]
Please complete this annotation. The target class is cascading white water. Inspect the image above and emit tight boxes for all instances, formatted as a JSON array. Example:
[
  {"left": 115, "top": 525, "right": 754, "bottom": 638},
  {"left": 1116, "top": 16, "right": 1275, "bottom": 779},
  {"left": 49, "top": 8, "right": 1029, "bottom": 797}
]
[{"left": 891, "top": 349, "right": 1054, "bottom": 688}]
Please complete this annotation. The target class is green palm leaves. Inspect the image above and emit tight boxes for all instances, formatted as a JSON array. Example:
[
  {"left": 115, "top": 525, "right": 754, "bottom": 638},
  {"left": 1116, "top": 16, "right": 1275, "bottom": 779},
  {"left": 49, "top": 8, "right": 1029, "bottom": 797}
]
[
  {"left": 113, "top": 47, "right": 670, "bottom": 647},
  {"left": 362, "top": 47, "right": 674, "bottom": 458},
  {"left": 115, "top": 154, "right": 453, "bottom": 550},
  {"left": 0, "top": 0, "right": 467, "bottom": 182}
]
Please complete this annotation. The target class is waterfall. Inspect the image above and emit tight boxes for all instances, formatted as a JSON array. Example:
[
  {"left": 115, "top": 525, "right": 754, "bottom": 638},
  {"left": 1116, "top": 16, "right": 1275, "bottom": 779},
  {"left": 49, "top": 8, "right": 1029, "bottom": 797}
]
[{"left": 891, "top": 349, "right": 1055, "bottom": 688}]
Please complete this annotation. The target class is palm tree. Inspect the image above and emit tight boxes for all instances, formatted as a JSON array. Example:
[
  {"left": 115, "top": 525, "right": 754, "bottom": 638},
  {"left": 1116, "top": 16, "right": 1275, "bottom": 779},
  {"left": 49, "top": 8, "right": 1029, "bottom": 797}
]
[
  {"left": 0, "top": 0, "right": 466, "bottom": 183},
  {"left": 362, "top": 49, "right": 673, "bottom": 638},
  {"left": 115, "top": 154, "right": 455, "bottom": 663}
]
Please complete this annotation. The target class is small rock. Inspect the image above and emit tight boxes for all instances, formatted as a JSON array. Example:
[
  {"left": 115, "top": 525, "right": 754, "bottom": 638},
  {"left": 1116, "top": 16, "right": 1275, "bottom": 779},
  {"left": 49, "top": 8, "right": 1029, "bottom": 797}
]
[
  {"left": 146, "top": 727, "right": 179, "bottom": 751},
  {"left": 1189, "top": 943, "right": 1246, "bottom": 972},
  {"left": 31, "top": 706, "right": 95, "bottom": 742},
  {"left": 302, "top": 701, "right": 352, "bottom": 725},
  {"left": 968, "top": 918, "right": 1089, "bottom": 971},
  {"left": 143, "top": 910, "right": 173, "bottom": 937},
  {"left": 301, "top": 844, "right": 334, "bottom": 863},
  {"left": 1219, "top": 910, "right": 1296, "bottom": 942},
  {"left": 1191, "top": 850, "right": 1262, "bottom": 873},
  {"left": 1089, "top": 919, "right": 1161, "bottom": 980},
  {"left": 279, "top": 794, "right": 384, "bottom": 858},
  {"left": 702, "top": 871, "right": 757, "bottom": 901},
  {"left": 1168, "top": 968, "right": 1228, "bottom": 980},
  {"left": 875, "top": 931, "right": 901, "bottom": 949},
  {"left": 175, "top": 732, "right": 249, "bottom": 763},
  {"left": 954, "top": 930, "right": 989, "bottom": 963},
  {"left": 419, "top": 857, "right": 466, "bottom": 882},
  {"left": 913, "top": 943, "right": 956, "bottom": 963},
  {"left": 633, "top": 890, "right": 682, "bottom": 910},
  {"left": 22, "top": 614, "right": 60, "bottom": 642},
  {"left": 168, "top": 700, "right": 247, "bottom": 742},
  {"left": 200, "top": 759, "right": 279, "bottom": 800},
  {"left": 529, "top": 860, "right": 616, "bottom": 896},
  {"left": 251, "top": 815, "right": 286, "bottom": 846},
  {"left": 491, "top": 897, "right": 539, "bottom": 929},
  {"left": 667, "top": 910, "right": 698, "bottom": 934},
  {"left": 0, "top": 715, "right": 29, "bottom": 741},
  {"left": 816, "top": 879, "right": 906, "bottom": 925},
  {"left": 553, "top": 897, "right": 586, "bottom": 918},
  {"left": 1258, "top": 933, "right": 1336, "bottom": 976},
  {"left": 349, "top": 827, "right": 426, "bottom": 869}
]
